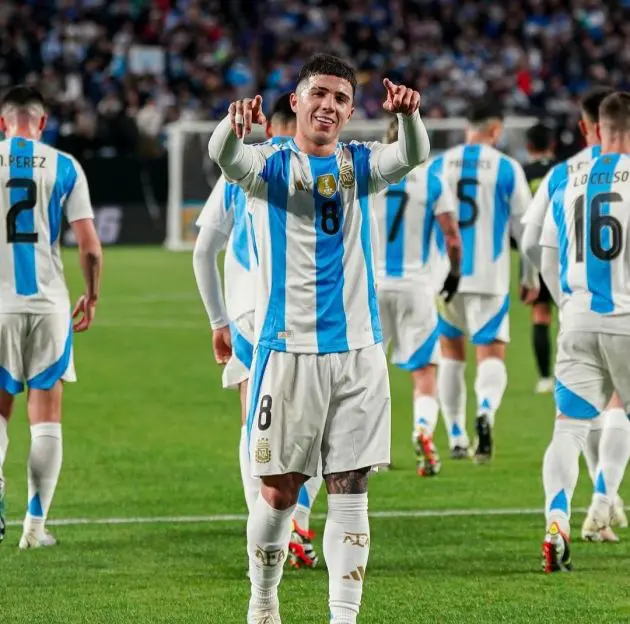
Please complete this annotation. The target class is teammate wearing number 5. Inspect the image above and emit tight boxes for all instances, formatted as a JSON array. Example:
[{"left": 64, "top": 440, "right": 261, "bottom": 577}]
[
  {"left": 0, "top": 86, "right": 102, "bottom": 548},
  {"left": 373, "top": 119, "right": 461, "bottom": 477},
  {"left": 430, "top": 99, "right": 537, "bottom": 463},
  {"left": 209, "top": 53, "right": 430, "bottom": 624}
]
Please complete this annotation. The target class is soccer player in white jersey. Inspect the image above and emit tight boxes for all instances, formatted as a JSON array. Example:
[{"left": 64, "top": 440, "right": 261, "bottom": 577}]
[
  {"left": 431, "top": 99, "right": 538, "bottom": 463},
  {"left": 539, "top": 92, "right": 630, "bottom": 572},
  {"left": 0, "top": 86, "right": 102, "bottom": 548},
  {"left": 522, "top": 86, "right": 629, "bottom": 542},
  {"left": 373, "top": 118, "right": 461, "bottom": 476},
  {"left": 193, "top": 94, "right": 323, "bottom": 568},
  {"left": 209, "top": 53, "right": 429, "bottom": 624}
]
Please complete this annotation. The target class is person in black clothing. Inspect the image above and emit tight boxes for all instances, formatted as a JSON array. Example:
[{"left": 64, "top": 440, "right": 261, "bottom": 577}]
[{"left": 522, "top": 122, "right": 556, "bottom": 393}]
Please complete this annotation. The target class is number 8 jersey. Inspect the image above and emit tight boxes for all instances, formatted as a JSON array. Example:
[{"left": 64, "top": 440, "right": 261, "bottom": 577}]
[
  {"left": 541, "top": 153, "right": 630, "bottom": 333},
  {"left": 431, "top": 143, "right": 531, "bottom": 296},
  {"left": 0, "top": 138, "right": 94, "bottom": 313}
]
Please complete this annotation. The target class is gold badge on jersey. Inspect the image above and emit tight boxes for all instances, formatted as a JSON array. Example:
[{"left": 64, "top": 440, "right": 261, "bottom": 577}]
[
  {"left": 316, "top": 174, "right": 337, "bottom": 198},
  {"left": 339, "top": 163, "right": 355, "bottom": 189},
  {"left": 255, "top": 438, "right": 271, "bottom": 464}
]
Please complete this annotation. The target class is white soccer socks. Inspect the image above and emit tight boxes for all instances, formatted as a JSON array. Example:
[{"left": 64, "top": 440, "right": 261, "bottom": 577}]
[
  {"left": 247, "top": 496, "right": 294, "bottom": 613},
  {"left": 293, "top": 474, "right": 323, "bottom": 532},
  {"left": 543, "top": 418, "right": 591, "bottom": 534},
  {"left": 438, "top": 359, "right": 469, "bottom": 449},
  {"left": 324, "top": 493, "right": 370, "bottom": 624},
  {"left": 474, "top": 357, "right": 507, "bottom": 428},
  {"left": 593, "top": 408, "right": 630, "bottom": 505},
  {"left": 23, "top": 423, "right": 62, "bottom": 537},
  {"left": 413, "top": 394, "right": 439, "bottom": 437},
  {"left": 0, "top": 415, "right": 8, "bottom": 480},
  {"left": 240, "top": 425, "right": 261, "bottom": 513},
  {"left": 583, "top": 414, "right": 603, "bottom": 483}
]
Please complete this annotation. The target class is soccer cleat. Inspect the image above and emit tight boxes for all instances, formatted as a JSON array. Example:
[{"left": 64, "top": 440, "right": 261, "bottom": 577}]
[
  {"left": 247, "top": 609, "right": 281, "bottom": 624},
  {"left": 413, "top": 430, "right": 441, "bottom": 477},
  {"left": 450, "top": 445, "right": 469, "bottom": 460},
  {"left": 535, "top": 377, "right": 554, "bottom": 394},
  {"left": 473, "top": 415, "right": 492, "bottom": 464},
  {"left": 582, "top": 498, "right": 617, "bottom": 542},
  {"left": 288, "top": 520, "right": 319, "bottom": 569},
  {"left": 542, "top": 522, "right": 572, "bottom": 573},
  {"left": 0, "top": 479, "right": 5, "bottom": 544},
  {"left": 18, "top": 530, "right": 58, "bottom": 550},
  {"left": 612, "top": 495, "right": 628, "bottom": 529}
]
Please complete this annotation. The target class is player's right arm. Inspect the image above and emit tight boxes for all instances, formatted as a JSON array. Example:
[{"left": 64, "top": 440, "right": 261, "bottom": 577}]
[
  {"left": 521, "top": 168, "right": 554, "bottom": 271},
  {"left": 539, "top": 198, "right": 561, "bottom": 305},
  {"left": 65, "top": 159, "right": 102, "bottom": 332}
]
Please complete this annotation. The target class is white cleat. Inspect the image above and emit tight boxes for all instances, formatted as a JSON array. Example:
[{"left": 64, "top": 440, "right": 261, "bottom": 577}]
[
  {"left": 18, "top": 530, "right": 57, "bottom": 550},
  {"left": 535, "top": 377, "right": 554, "bottom": 394},
  {"left": 612, "top": 495, "right": 628, "bottom": 529},
  {"left": 247, "top": 610, "right": 281, "bottom": 624},
  {"left": 582, "top": 498, "right": 617, "bottom": 542}
]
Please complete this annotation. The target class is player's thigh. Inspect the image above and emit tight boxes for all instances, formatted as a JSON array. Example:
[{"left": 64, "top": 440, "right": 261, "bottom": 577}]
[
  {"left": 223, "top": 312, "right": 255, "bottom": 391},
  {"left": 554, "top": 331, "right": 610, "bottom": 418},
  {"left": 246, "top": 346, "right": 331, "bottom": 478},
  {"left": 467, "top": 294, "right": 510, "bottom": 346},
  {"left": 24, "top": 311, "right": 75, "bottom": 391},
  {"left": 323, "top": 344, "right": 391, "bottom": 475},
  {"left": 377, "top": 289, "right": 395, "bottom": 354},
  {"left": 599, "top": 335, "right": 630, "bottom": 414},
  {"left": 0, "top": 314, "right": 27, "bottom": 395},
  {"left": 389, "top": 287, "right": 440, "bottom": 371}
]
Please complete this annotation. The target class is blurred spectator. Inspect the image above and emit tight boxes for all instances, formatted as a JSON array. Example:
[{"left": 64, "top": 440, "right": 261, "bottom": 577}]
[{"left": 0, "top": 0, "right": 628, "bottom": 157}]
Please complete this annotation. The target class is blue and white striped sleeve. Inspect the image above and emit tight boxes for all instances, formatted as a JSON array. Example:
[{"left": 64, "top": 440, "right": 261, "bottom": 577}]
[{"left": 63, "top": 156, "right": 94, "bottom": 222}]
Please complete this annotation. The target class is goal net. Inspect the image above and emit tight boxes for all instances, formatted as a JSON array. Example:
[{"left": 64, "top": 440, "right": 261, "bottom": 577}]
[{"left": 165, "top": 117, "right": 537, "bottom": 250}]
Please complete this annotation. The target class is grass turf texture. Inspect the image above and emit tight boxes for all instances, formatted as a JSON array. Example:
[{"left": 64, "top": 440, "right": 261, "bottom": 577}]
[{"left": 1, "top": 248, "right": 628, "bottom": 623}]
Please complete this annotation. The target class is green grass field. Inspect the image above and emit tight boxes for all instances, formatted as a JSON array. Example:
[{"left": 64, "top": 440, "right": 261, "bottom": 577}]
[{"left": 1, "top": 248, "right": 629, "bottom": 623}]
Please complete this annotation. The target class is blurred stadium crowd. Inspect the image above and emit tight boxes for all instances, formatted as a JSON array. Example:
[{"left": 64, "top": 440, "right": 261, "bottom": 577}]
[{"left": 1, "top": 0, "right": 629, "bottom": 158}]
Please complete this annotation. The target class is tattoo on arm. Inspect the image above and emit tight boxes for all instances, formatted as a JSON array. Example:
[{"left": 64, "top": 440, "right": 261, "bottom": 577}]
[{"left": 325, "top": 468, "right": 370, "bottom": 494}]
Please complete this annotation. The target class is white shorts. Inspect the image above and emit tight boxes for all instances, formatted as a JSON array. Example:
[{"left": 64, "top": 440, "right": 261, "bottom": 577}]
[
  {"left": 222, "top": 312, "right": 255, "bottom": 390},
  {"left": 378, "top": 285, "right": 439, "bottom": 370},
  {"left": 0, "top": 312, "right": 76, "bottom": 395},
  {"left": 437, "top": 293, "right": 510, "bottom": 345},
  {"left": 246, "top": 343, "right": 391, "bottom": 478},
  {"left": 554, "top": 330, "right": 630, "bottom": 418}
]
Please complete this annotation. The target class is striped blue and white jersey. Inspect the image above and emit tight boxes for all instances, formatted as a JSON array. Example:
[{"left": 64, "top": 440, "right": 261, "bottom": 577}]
[
  {"left": 541, "top": 153, "right": 630, "bottom": 334},
  {"left": 235, "top": 139, "right": 391, "bottom": 354},
  {"left": 430, "top": 143, "right": 531, "bottom": 296},
  {"left": 523, "top": 145, "right": 601, "bottom": 228},
  {"left": 373, "top": 163, "right": 455, "bottom": 286},
  {"left": 0, "top": 138, "right": 93, "bottom": 314}
]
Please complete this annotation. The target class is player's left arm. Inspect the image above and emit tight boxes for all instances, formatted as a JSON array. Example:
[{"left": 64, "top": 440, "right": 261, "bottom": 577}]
[
  {"left": 539, "top": 206, "right": 561, "bottom": 305},
  {"left": 433, "top": 176, "right": 461, "bottom": 302},
  {"left": 370, "top": 80, "right": 430, "bottom": 190}
]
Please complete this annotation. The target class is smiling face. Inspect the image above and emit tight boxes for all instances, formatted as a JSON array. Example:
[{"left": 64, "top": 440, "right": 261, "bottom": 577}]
[{"left": 290, "top": 74, "right": 355, "bottom": 153}]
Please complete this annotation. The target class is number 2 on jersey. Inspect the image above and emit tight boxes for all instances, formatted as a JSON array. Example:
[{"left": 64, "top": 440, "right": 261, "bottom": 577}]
[
  {"left": 386, "top": 189, "right": 408, "bottom": 242},
  {"left": 6, "top": 178, "right": 38, "bottom": 243},
  {"left": 574, "top": 192, "right": 623, "bottom": 262},
  {"left": 456, "top": 178, "right": 479, "bottom": 227}
]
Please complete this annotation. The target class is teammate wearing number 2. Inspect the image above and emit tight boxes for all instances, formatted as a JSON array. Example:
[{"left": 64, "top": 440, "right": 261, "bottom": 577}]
[
  {"left": 209, "top": 53, "right": 430, "bottom": 624},
  {"left": 0, "top": 86, "right": 102, "bottom": 548},
  {"left": 430, "top": 99, "right": 537, "bottom": 463},
  {"left": 374, "top": 118, "right": 461, "bottom": 477}
]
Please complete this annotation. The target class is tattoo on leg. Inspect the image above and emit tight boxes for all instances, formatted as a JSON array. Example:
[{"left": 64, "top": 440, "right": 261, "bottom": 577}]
[{"left": 325, "top": 468, "right": 370, "bottom": 494}]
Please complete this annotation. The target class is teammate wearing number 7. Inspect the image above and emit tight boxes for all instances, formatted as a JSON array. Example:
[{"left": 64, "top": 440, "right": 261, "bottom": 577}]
[{"left": 430, "top": 99, "right": 538, "bottom": 463}]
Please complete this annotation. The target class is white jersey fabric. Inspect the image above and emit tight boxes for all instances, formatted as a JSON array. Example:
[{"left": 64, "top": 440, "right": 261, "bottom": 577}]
[
  {"left": 373, "top": 163, "right": 456, "bottom": 286},
  {"left": 0, "top": 138, "right": 93, "bottom": 313},
  {"left": 235, "top": 138, "right": 390, "bottom": 354},
  {"left": 430, "top": 143, "right": 531, "bottom": 296},
  {"left": 541, "top": 152, "right": 630, "bottom": 335}
]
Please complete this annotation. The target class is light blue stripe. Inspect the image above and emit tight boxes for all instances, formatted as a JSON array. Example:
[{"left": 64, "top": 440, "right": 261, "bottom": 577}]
[
  {"left": 231, "top": 186, "right": 250, "bottom": 271},
  {"left": 28, "top": 493, "right": 44, "bottom": 517},
  {"left": 28, "top": 320, "right": 73, "bottom": 390},
  {"left": 547, "top": 161, "right": 569, "bottom": 200},
  {"left": 459, "top": 144, "right": 480, "bottom": 276},
  {"left": 549, "top": 489, "right": 568, "bottom": 514},
  {"left": 471, "top": 295, "right": 510, "bottom": 345},
  {"left": 297, "top": 486, "right": 311, "bottom": 508},
  {"left": 595, "top": 470, "right": 607, "bottom": 495},
  {"left": 493, "top": 157, "right": 513, "bottom": 261},
  {"left": 50, "top": 153, "right": 77, "bottom": 245},
  {"left": 248, "top": 212, "right": 259, "bottom": 266},
  {"left": 437, "top": 315, "right": 464, "bottom": 339},
  {"left": 396, "top": 324, "right": 439, "bottom": 371},
  {"left": 551, "top": 176, "right": 572, "bottom": 295},
  {"left": 309, "top": 154, "right": 348, "bottom": 352},
  {"left": 385, "top": 177, "right": 406, "bottom": 277},
  {"left": 245, "top": 346, "right": 272, "bottom": 448},
  {"left": 430, "top": 158, "right": 446, "bottom": 257},
  {"left": 259, "top": 150, "right": 291, "bottom": 351},
  {"left": 592, "top": 145, "right": 602, "bottom": 159},
  {"left": 423, "top": 165, "right": 442, "bottom": 265},
  {"left": 229, "top": 321, "right": 253, "bottom": 370},
  {"left": 10, "top": 138, "right": 38, "bottom": 295},
  {"left": 352, "top": 144, "right": 382, "bottom": 344},
  {"left": 586, "top": 154, "right": 619, "bottom": 314},
  {"left": 554, "top": 379, "right": 599, "bottom": 419},
  {"left": 0, "top": 366, "right": 24, "bottom": 395}
]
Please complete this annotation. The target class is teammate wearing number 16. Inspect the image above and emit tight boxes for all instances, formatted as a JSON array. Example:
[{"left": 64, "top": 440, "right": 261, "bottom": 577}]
[
  {"left": 430, "top": 99, "right": 537, "bottom": 463},
  {"left": 209, "top": 53, "right": 429, "bottom": 624}
]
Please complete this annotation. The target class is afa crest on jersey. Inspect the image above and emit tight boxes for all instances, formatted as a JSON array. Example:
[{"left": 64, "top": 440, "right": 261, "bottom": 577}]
[
  {"left": 316, "top": 174, "right": 337, "bottom": 198},
  {"left": 339, "top": 163, "right": 355, "bottom": 189}
]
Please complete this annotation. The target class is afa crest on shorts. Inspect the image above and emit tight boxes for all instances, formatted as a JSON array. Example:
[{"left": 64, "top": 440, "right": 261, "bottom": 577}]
[
  {"left": 255, "top": 438, "right": 271, "bottom": 464},
  {"left": 316, "top": 174, "right": 337, "bottom": 198}
]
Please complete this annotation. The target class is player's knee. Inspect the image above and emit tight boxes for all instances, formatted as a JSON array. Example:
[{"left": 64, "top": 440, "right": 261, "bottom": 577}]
[
  {"left": 27, "top": 384, "right": 63, "bottom": 425},
  {"left": 476, "top": 341, "right": 506, "bottom": 362},
  {"left": 324, "top": 468, "right": 370, "bottom": 495},
  {"left": 0, "top": 390, "right": 15, "bottom": 421},
  {"left": 439, "top": 336, "right": 465, "bottom": 361},
  {"left": 260, "top": 474, "right": 305, "bottom": 510},
  {"left": 411, "top": 365, "right": 436, "bottom": 397}
]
